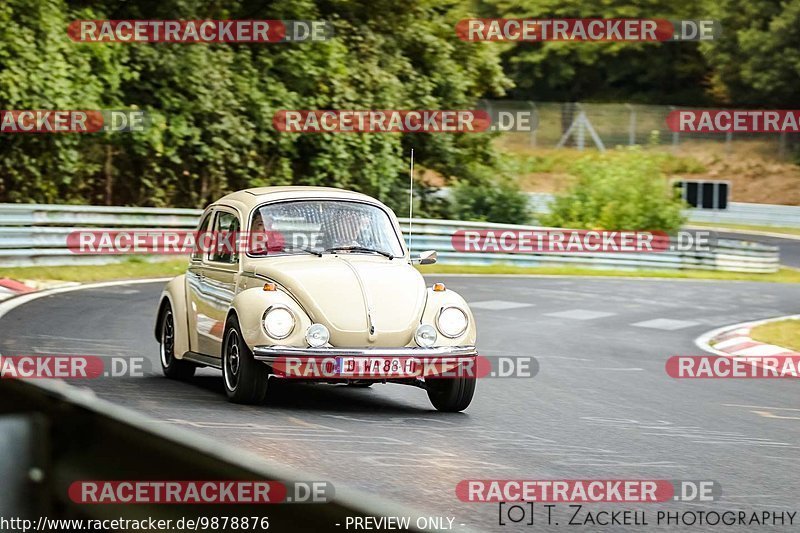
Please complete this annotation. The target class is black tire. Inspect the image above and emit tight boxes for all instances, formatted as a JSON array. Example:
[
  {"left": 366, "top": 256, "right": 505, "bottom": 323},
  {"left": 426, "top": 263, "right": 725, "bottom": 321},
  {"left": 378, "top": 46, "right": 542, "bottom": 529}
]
[
  {"left": 426, "top": 376, "right": 475, "bottom": 412},
  {"left": 159, "top": 305, "right": 196, "bottom": 380},
  {"left": 222, "top": 315, "right": 269, "bottom": 404}
]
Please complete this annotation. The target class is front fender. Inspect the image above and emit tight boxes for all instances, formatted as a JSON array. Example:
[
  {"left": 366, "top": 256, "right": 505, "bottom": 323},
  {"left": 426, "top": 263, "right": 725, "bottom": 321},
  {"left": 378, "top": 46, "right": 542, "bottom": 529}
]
[
  {"left": 231, "top": 287, "right": 313, "bottom": 350},
  {"left": 155, "top": 275, "right": 191, "bottom": 359},
  {"left": 420, "top": 288, "right": 477, "bottom": 346}
]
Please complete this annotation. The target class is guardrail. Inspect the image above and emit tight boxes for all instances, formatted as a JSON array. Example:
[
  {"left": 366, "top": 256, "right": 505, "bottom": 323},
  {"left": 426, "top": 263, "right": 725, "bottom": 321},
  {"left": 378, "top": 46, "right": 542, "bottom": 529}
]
[
  {"left": 405, "top": 218, "right": 778, "bottom": 273},
  {"left": 0, "top": 377, "right": 429, "bottom": 531},
  {"left": 682, "top": 202, "right": 800, "bottom": 228},
  {"left": 0, "top": 203, "right": 780, "bottom": 272}
]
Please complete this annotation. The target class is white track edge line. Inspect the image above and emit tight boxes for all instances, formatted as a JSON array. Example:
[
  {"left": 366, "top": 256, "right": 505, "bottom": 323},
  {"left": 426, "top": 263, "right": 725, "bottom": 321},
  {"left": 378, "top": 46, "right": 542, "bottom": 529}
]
[
  {"left": 0, "top": 278, "right": 172, "bottom": 321},
  {"left": 694, "top": 314, "right": 800, "bottom": 356}
]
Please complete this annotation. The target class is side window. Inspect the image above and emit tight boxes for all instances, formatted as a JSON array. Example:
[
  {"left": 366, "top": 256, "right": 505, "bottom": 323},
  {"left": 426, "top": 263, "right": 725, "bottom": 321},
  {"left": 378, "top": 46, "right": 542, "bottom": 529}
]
[
  {"left": 209, "top": 211, "right": 240, "bottom": 264},
  {"left": 191, "top": 212, "right": 213, "bottom": 261}
]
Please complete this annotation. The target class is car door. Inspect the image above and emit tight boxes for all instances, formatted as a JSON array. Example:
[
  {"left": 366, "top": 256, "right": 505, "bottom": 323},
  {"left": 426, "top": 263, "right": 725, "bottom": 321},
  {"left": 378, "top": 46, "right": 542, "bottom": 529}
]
[
  {"left": 197, "top": 207, "right": 241, "bottom": 357},
  {"left": 187, "top": 209, "right": 213, "bottom": 353}
]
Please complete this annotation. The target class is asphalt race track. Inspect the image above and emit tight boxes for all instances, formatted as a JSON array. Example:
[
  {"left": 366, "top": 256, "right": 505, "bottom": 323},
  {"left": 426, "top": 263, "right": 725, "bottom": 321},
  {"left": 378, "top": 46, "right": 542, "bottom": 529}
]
[{"left": 1, "top": 276, "right": 799, "bottom": 531}]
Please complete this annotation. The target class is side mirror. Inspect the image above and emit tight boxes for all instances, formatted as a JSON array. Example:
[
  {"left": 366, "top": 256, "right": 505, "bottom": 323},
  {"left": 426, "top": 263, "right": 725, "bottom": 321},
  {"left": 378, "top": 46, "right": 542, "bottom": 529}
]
[{"left": 411, "top": 250, "right": 437, "bottom": 265}]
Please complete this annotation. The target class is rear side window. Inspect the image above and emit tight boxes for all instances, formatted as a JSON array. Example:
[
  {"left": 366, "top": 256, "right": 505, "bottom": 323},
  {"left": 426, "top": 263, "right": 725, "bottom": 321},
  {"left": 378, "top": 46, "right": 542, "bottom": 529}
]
[
  {"left": 191, "top": 212, "right": 212, "bottom": 261},
  {"left": 209, "top": 211, "right": 240, "bottom": 264}
]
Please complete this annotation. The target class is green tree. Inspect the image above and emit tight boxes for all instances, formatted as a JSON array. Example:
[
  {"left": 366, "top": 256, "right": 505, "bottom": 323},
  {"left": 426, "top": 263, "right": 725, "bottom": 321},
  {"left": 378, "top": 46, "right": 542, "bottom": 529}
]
[
  {"left": 451, "top": 177, "right": 530, "bottom": 224},
  {"left": 2, "top": 0, "right": 530, "bottom": 223},
  {"left": 476, "top": 0, "right": 713, "bottom": 104},
  {"left": 701, "top": 0, "right": 800, "bottom": 106},
  {"left": 0, "top": 0, "right": 129, "bottom": 203}
]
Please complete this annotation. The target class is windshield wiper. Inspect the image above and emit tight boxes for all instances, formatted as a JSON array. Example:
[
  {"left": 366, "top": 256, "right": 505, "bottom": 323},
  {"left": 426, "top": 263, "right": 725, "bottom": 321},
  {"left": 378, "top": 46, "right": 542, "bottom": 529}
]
[
  {"left": 325, "top": 246, "right": 394, "bottom": 259},
  {"left": 289, "top": 246, "right": 322, "bottom": 257}
]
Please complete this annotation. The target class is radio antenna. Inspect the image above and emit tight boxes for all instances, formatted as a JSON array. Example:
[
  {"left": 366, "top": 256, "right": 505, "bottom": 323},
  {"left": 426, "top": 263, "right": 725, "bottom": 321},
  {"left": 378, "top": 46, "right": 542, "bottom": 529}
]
[{"left": 408, "top": 149, "right": 414, "bottom": 253}]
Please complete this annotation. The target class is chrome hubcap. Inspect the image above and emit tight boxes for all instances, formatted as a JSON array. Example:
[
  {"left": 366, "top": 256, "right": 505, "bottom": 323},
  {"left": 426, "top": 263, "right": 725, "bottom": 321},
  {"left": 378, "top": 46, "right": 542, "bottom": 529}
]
[
  {"left": 160, "top": 311, "right": 175, "bottom": 368},
  {"left": 224, "top": 329, "right": 240, "bottom": 391}
]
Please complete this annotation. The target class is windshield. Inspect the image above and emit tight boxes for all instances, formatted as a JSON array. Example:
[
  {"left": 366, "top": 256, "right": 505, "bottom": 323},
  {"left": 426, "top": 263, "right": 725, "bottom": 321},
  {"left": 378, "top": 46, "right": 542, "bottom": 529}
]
[{"left": 248, "top": 200, "right": 404, "bottom": 258}]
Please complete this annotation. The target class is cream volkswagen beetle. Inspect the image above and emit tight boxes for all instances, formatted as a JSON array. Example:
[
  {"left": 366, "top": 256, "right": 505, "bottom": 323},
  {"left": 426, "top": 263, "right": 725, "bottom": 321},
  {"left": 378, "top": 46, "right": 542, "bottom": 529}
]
[{"left": 155, "top": 187, "right": 477, "bottom": 411}]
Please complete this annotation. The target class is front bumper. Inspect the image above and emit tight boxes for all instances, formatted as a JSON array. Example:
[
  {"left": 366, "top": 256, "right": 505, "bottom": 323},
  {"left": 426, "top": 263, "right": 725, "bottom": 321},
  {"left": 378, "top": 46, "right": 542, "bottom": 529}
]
[{"left": 253, "top": 345, "right": 477, "bottom": 363}]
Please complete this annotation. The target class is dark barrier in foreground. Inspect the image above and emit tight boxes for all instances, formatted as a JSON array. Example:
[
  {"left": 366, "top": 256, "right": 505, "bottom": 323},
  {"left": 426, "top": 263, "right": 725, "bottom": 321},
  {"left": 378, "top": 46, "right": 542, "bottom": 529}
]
[{"left": 0, "top": 378, "right": 427, "bottom": 532}]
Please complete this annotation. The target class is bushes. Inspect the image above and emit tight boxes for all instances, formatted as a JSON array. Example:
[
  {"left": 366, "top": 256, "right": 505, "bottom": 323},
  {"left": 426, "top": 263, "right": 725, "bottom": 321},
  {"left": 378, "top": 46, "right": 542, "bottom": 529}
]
[
  {"left": 450, "top": 177, "right": 530, "bottom": 224},
  {"left": 541, "top": 148, "right": 686, "bottom": 232}
]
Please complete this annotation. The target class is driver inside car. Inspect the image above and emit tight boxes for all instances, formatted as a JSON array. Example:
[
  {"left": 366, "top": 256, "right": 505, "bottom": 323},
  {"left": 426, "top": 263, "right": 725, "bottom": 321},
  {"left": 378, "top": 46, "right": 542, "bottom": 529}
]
[
  {"left": 325, "top": 210, "right": 372, "bottom": 251},
  {"left": 248, "top": 213, "right": 283, "bottom": 255}
]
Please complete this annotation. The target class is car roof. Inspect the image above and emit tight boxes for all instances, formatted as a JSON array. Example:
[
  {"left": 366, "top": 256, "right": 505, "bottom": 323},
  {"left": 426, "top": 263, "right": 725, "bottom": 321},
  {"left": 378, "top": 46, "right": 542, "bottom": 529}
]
[{"left": 211, "top": 186, "right": 380, "bottom": 214}]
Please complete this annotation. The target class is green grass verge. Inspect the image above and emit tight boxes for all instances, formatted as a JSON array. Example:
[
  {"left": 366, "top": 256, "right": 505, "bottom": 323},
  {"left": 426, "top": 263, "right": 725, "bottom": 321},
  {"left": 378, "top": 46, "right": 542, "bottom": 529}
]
[
  {"left": 687, "top": 222, "right": 800, "bottom": 237},
  {"left": 0, "top": 258, "right": 188, "bottom": 283},
  {"left": 1, "top": 258, "right": 798, "bottom": 284},
  {"left": 497, "top": 142, "right": 707, "bottom": 175},
  {"left": 749, "top": 319, "right": 800, "bottom": 352},
  {"left": 417, "top": 264, "right": 800, "bottom": 283}
]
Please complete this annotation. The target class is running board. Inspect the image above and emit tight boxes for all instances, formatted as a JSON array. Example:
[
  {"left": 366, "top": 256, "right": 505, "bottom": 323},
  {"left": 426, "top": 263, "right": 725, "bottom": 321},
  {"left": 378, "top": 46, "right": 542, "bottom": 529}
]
[{"left": 181, "top": 352, "right": 222, "bottom": 369}]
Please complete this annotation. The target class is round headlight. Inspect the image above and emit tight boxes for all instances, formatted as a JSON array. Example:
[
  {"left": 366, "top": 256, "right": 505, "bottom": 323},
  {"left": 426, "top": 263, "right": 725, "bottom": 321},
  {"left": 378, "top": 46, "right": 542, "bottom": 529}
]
[
  {"left": 306, "top": 323, "right": 330, "bottom": 347},
  {"left": 415, "top": 324, "right": 437, "bottom": 347},
  {"left": 263, "top": 306, "right": 295, "bottom": 339},
  {"left": 436, "top": 306, "right": 468, "bottom": 338}
]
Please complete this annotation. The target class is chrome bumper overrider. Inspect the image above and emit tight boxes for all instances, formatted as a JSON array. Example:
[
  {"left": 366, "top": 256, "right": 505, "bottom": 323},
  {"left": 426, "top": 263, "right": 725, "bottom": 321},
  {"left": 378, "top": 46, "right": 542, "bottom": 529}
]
[{"left": 252, "top": 345, "right": 477, "bottom": 363}]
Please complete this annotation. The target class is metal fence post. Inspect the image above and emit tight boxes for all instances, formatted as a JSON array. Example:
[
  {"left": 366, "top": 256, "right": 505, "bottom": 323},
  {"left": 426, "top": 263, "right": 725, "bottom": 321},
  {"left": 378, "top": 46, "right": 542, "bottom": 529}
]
[
  {"left": 626, "top": 104, "right": 636, "bottom": 145},
  {"left": 576, "top": 115, "right": 585, "bottom": 151},
  {"left": 669, "top": 106, "right": 680, "bottom": 149}
]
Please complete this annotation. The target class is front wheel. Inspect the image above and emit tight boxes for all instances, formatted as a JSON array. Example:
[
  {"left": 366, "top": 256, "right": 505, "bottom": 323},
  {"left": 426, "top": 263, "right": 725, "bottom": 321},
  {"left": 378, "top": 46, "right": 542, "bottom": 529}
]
[
  {"left": 160, "top": 305, "right": 196, "bottom": 380},
  {"left": 222, "top": 315, "right": 269, "bottom": 404},
  {"left": 426, "top": 376, "right": 475, "bottom": 412}
]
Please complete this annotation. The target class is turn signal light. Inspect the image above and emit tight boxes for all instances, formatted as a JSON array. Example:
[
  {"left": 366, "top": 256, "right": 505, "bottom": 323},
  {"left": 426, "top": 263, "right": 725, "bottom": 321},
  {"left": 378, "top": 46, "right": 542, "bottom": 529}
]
[
  {"left": 263, "top": 282, "right": 277, "bottom": 291},
  {"left": 432, "top": 282, "right": 446, "bottom": 292}
]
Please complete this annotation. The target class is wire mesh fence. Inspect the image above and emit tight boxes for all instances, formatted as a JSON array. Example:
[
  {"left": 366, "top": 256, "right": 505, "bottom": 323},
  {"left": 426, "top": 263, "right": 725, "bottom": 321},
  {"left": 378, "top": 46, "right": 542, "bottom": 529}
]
[{"left": 491, "top": 101, "right": 800, "bottom": 158}]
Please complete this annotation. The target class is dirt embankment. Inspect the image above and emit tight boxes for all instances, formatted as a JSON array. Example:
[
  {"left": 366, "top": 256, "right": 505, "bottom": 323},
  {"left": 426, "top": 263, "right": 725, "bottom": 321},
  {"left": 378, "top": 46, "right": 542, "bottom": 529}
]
[
  {"left": 677, "top": 143, "right": 800, "bottom": 205},
  {"left": 499, "top": 140, "right": 800, "bottom": 206}
]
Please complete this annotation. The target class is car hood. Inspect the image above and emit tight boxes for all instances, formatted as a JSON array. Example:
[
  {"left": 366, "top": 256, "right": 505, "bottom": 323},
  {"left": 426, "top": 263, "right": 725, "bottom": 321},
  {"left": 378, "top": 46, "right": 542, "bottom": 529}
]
[{"left": 253, "top": 255, "right": 427, "bottom": 347}]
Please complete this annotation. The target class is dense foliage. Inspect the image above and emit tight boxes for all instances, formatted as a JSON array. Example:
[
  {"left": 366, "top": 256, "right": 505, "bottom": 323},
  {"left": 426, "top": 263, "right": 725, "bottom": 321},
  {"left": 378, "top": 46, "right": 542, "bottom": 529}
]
[
  {"left": 0, "top": 0, "right": 797, "bottom": 224},
  {"left": 478, "top": 0, "right": 714, "bottom": 104},
  {"left": 0, "top": 0, "right": 511, "bottom": 215}
]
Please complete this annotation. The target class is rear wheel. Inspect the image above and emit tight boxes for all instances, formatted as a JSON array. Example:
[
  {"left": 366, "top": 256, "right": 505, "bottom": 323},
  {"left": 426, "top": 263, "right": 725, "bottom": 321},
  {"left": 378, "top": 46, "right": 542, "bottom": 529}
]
[
  {"left": 222, "top": 315, "right": 269, "bottom": 404},
  {"left": 426, "top": 376, "right": 475, "bottom": 412},
  {"left": 160, "top": 306, "right": 196, "bottom": 380}
]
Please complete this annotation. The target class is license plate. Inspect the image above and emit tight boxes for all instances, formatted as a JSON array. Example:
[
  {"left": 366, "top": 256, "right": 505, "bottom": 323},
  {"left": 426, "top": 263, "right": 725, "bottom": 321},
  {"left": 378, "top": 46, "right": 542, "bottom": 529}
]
[{"left": 335, "top": 356, "right": 418, "bottom": 378}]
